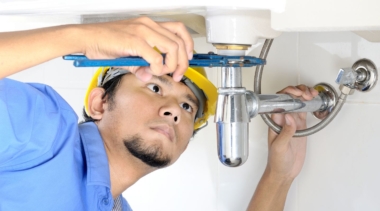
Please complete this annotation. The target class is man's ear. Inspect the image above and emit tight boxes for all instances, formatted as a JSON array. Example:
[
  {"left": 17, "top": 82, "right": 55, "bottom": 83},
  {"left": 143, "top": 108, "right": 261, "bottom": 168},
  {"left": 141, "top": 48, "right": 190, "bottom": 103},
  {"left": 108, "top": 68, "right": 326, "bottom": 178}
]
[{"left": 87, "top": 87, "right": 106, "bottom": 120}]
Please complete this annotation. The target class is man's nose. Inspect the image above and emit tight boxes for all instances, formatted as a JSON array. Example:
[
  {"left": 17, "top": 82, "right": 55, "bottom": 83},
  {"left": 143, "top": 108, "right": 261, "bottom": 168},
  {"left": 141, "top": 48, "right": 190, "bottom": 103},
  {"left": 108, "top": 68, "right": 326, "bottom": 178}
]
[{"left": 159, "top": 100, "right": 181, "bottom": 124}]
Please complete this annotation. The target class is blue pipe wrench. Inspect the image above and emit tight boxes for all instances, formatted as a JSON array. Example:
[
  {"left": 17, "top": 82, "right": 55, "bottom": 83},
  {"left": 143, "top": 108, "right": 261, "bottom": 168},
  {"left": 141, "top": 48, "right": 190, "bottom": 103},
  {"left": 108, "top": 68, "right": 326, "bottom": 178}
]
[{"left": 63, "top": 53, "right": 265, "bottom": 68}]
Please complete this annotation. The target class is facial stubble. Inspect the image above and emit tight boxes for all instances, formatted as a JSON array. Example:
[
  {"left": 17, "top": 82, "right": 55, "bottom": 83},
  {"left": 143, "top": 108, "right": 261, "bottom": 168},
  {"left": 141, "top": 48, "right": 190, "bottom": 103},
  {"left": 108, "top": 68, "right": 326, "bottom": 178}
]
[{"left": 123, "top": 135, "right": 171, "bottom": 168}]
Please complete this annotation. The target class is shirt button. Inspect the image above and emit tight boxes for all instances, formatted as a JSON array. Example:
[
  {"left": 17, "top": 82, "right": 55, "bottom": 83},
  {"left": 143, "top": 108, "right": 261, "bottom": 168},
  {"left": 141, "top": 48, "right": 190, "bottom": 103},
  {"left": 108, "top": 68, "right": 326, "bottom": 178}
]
[{"left": 102, "top": 198, "right": 110, "bottom": 205}]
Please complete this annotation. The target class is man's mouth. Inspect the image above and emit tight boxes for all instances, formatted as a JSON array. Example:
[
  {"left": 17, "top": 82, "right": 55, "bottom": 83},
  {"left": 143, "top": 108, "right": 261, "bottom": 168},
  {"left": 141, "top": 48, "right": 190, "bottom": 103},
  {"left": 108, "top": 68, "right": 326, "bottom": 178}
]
[{"left": 151, "top": 125, "right": 175, "bottom": 143}]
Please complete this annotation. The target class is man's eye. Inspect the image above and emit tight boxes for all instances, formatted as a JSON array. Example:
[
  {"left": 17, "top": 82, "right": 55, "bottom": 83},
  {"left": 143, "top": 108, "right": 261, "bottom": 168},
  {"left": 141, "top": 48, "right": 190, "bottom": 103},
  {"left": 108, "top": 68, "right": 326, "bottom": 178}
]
[
  {"left": 180, "top": 102, "right": 193, "bottom": 113},
  {"left": 147, "top": 84, "right": 161, "bottom": 94}
]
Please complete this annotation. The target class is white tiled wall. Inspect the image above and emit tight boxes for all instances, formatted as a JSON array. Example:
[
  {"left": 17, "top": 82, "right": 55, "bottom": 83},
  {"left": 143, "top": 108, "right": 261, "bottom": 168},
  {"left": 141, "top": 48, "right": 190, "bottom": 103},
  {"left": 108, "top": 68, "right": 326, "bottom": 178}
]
[{"left": 8, "top": 28, "right": 380, "bottom": 210}]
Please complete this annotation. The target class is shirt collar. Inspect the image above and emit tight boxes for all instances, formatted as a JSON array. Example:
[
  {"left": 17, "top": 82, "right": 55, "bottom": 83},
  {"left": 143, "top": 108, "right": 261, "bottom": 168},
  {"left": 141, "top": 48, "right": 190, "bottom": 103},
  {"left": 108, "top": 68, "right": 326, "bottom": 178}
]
[{"left": 79, "top": 122, "right": 111, "bottom": 188}]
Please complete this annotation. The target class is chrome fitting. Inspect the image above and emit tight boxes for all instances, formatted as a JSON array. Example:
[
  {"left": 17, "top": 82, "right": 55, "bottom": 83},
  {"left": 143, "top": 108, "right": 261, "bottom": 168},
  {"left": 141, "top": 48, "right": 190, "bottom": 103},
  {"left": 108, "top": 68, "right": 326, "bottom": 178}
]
[
  {"left": 215, "top": 63, "right": 249, "bottom": 167},
  {"left": 352, "top": 59, "right": 378, "bottom": 92},
  {"left": 313, "top": 83, "right": 339, "bottom": 120},
  {"left": 336, "top": 58, "right": 378, "bottom": 93},
  {"left": 245, "top": 91, "right": 259, "bottom": 119},
  {"left": 339, "top": 84, "right": 355, "bottom": 95},
  {"left": 215, "top": 87, "right": 250, "bottom": 167}
]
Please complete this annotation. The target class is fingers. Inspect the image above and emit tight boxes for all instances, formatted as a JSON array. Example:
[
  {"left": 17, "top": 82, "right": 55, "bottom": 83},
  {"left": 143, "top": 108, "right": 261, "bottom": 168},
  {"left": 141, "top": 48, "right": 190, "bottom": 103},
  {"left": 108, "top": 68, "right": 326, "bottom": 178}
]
[
  {"left": 269, "top": 114, "right": 297, "bottom": 147},
  {"left": 310, "top": 86, "right": 319, "bottom": 97},
  {"left": 127, "top": 17, "right": 191, "bottom": 82},
  {"left": 153, "top": 21, "right": 192, "bottom": 82},
  {"left": 268, "top": 84, "right": 315, "bottom": 146},
  {"left": 297, "top": 85, "right": 312, "bottom": 100},
  {"left": 268, "top": 113, "right": 284, "bottom": 145},
  {"left": 84, "top": 17, "right": 193, "bottom": 82},
  {"left": 134, "top": 67, "right": 153, "bottom": 82},
  {"left": 277, "top": 84, "right": 318, "bottom": 101},
  {"left": 128, "top": 38, "right": 165, "bottom": 76},
  {"left": 159, "top": 22, "right": 194, "bottom": 59}
]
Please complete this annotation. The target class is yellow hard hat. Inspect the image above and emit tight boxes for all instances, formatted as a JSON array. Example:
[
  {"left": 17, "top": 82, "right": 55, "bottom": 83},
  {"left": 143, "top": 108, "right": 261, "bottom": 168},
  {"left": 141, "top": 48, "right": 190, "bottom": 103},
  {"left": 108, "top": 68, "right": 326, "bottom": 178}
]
[
  {"left": 84, "top": 56, "right": 217, "bottom": 131},
  {"left": 183, "top": 66, "right": 217, "bottom": 130}
]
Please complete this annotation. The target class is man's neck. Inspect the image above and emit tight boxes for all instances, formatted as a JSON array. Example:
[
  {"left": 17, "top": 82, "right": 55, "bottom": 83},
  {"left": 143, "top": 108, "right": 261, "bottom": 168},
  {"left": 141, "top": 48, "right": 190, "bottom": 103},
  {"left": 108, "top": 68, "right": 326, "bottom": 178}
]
[
  {"left": 105, "top": 146, "right": 155, "bottom": 198},
  {"left": 96, "top": 121, "right": 156, "bottom": 198}
]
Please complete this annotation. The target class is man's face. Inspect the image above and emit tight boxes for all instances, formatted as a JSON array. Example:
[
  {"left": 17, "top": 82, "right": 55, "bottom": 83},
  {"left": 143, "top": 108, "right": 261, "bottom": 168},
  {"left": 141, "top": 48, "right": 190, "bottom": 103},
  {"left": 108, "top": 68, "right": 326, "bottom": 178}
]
[{"left": 99, "top": 74, "right": 198, "bottom": 169}]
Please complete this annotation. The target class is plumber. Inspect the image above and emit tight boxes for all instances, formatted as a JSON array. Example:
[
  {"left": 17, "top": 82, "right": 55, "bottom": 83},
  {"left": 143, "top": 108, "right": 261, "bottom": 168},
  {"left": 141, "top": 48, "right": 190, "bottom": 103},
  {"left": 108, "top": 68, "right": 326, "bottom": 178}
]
[{"left": 0, "top": 17, "right": 317, "bottom": 211}]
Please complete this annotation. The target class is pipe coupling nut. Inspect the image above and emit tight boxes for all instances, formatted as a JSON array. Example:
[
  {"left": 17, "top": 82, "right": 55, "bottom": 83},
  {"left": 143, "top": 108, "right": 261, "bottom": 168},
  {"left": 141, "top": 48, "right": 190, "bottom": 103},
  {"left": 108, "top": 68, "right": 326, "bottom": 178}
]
[{"left": 339, "top": 85, "right": 355, "bottom": 95}]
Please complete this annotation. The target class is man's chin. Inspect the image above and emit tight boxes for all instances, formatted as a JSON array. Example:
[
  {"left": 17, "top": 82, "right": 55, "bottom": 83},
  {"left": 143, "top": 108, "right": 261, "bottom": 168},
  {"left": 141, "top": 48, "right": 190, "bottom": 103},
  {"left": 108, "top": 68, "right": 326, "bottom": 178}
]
[{"left": 123, "top": 135, "right": 171, "bottom": 168}]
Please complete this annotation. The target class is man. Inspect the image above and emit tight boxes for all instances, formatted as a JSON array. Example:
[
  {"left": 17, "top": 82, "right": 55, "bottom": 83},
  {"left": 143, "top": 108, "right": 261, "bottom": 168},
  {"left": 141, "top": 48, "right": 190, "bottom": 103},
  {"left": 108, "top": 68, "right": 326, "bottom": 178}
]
[{"left": 0, "top": 17, "right": 318, "bottom": 211}]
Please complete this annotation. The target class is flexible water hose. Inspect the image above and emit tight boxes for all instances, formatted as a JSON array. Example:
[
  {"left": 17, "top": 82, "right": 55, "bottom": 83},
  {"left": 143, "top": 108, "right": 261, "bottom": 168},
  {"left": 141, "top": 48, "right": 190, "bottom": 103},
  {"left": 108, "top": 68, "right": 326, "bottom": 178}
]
[{"left": 254, "top": 39, "right": 347, "bottom": 137}]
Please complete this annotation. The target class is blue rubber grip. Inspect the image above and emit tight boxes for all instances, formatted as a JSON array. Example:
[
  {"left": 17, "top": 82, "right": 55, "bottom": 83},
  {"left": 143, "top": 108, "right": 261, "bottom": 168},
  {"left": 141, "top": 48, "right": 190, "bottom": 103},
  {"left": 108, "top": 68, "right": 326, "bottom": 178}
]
[{"left": 73, "top": 58, "right": 150, "bottom": 67}]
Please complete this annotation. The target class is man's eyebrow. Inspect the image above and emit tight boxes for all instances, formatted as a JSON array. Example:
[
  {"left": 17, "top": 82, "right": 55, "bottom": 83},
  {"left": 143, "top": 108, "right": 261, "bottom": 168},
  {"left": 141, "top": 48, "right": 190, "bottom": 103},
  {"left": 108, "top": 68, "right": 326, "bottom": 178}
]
[
  {"left": 152, "top": 75, "right": 172, "bottom": 87},
  {"left": 185, "top": 94, "right": 199, "bottom": 109}
]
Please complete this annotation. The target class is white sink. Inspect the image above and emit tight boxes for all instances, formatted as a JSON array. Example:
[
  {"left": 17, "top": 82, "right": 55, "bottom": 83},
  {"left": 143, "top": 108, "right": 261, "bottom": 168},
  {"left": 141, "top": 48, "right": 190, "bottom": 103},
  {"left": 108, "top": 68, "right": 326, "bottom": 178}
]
[{"left": 1, "top": 0, "right": 380, "bottom": 43}]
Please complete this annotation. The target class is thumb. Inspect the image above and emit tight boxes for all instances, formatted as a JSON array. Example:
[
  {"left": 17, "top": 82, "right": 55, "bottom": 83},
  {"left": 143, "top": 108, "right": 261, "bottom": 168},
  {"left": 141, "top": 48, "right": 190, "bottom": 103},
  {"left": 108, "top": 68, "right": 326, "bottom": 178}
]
[
  {"left": 273, "top": 114, "right": 297, "bottom": 146},
  {"left": 134, "top": 67, "right": 153, "bottom": 82}
]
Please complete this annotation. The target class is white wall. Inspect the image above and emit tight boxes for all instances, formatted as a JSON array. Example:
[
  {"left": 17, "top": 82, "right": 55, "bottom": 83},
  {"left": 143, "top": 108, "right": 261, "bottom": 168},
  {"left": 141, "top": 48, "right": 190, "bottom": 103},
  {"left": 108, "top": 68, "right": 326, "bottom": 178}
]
[{"left": 8, "top": 30, "right": 380, "bottom": 211}]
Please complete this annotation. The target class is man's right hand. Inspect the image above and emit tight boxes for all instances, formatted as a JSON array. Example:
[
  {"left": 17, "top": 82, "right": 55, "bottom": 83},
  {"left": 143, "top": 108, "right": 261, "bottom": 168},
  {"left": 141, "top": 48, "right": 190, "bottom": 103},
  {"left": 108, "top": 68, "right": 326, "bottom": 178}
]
[
  {"left": 80, "top": 17, "right": 193, "bottom": 82},
  {"left": 0, "top": 17, "right": 193, "bottom": 81}
]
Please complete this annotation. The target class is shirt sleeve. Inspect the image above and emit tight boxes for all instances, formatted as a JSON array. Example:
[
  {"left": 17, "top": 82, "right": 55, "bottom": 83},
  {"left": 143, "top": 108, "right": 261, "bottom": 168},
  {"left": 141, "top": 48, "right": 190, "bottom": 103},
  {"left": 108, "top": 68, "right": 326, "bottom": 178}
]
[{"left": 0, "top": 78, "right": 78, "bottom": 169}]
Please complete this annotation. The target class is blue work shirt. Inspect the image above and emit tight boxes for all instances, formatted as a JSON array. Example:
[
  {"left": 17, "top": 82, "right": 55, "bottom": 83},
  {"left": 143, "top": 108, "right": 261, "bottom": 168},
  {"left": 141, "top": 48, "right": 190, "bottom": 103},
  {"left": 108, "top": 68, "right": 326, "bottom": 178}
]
[{"left": 0, "top": 78, "right": 132, "bottom": 211}]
